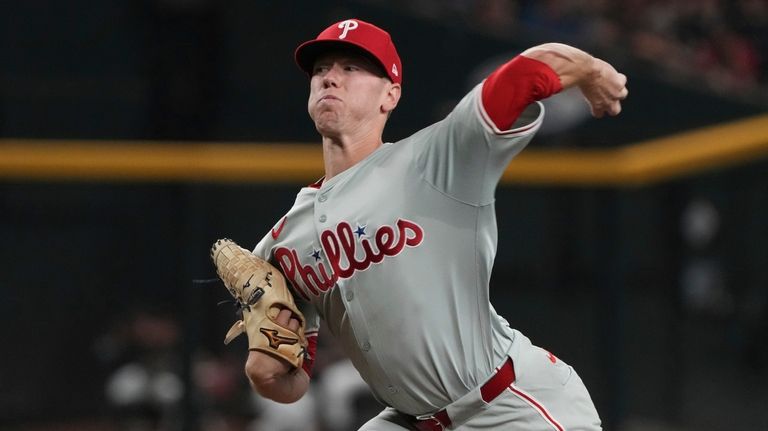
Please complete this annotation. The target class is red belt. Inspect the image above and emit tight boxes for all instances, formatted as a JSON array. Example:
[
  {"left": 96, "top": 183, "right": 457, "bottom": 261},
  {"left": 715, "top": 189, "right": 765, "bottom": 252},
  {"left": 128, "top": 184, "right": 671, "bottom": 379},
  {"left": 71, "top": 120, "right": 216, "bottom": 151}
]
[{"left": 412, "top": 358, "right": 516, "bottom": 431}]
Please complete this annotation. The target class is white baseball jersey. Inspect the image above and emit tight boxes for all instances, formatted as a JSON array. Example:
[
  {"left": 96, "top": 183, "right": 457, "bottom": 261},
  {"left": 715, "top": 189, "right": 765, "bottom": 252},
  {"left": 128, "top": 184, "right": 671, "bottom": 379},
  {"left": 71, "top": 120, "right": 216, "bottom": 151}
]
[{"left": 254, "top": 84, "right": 542, "bottom": 415}]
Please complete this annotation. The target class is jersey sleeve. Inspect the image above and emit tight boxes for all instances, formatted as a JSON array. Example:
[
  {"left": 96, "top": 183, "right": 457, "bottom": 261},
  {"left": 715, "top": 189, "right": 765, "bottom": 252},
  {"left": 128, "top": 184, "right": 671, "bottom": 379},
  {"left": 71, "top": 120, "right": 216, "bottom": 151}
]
[
  {"left": 412, "top": 71, "right": 546, "bottom": 206},
  {"left": 253, "top": 234, "right": 321, "bottom": 377}
]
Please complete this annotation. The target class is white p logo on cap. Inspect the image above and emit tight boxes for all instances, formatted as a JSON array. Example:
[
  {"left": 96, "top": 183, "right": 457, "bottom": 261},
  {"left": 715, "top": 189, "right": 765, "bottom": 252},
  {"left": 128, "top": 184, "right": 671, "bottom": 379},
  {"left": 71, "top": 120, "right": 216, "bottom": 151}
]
[{"left": 337, "top": 19, "right": 359, "bottom": 39}]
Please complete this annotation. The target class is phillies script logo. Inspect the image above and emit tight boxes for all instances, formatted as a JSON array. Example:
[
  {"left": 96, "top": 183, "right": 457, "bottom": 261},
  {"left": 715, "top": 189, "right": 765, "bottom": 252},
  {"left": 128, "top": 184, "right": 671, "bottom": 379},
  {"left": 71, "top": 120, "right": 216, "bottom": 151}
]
[{"left": 274, "top": 219, "right": 424, "bottom": 299}]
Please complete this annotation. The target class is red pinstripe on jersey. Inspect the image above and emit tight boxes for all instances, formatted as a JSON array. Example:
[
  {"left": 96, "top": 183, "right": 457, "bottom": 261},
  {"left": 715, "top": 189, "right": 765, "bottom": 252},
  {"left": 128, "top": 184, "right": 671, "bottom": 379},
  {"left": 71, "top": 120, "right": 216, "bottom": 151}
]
[{"left": 508, "top": 384, "right": 565, "bottom": 431}]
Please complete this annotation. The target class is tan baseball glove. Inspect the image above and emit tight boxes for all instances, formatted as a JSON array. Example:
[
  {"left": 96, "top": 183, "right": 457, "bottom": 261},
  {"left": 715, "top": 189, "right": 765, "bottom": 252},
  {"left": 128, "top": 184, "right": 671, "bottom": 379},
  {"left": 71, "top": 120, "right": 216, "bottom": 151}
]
[{"left": 210, "top": 238, "right": 307, "bottom": 369}]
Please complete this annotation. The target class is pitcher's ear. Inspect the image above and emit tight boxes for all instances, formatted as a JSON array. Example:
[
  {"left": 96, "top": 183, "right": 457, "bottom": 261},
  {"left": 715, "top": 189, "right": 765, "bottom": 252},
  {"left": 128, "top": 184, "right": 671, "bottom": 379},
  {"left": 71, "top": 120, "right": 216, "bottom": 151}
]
[{"left": 382, "top": 83, "right": 401, "bottom": 114}]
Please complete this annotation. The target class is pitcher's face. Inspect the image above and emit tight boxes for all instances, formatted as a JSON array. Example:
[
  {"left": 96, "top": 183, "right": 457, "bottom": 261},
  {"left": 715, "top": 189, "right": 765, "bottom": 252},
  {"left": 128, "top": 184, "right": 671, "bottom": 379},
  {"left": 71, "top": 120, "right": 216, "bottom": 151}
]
[{"left": 308, "top": 51, "right": 399, "bottom": 137}]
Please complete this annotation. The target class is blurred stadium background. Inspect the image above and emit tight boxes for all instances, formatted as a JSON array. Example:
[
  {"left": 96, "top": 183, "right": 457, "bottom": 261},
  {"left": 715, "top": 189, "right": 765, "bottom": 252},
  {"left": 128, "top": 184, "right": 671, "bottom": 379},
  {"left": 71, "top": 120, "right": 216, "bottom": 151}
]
[{"left": 1, "top": 1, "right": 767, "bottom": 430}]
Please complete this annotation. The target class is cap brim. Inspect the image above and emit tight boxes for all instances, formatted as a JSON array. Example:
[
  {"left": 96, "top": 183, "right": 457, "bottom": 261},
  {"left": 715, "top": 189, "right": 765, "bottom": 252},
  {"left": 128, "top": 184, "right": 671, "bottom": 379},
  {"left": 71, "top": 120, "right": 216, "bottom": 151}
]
[{"left": 295, "top": 40, "right": 388, "bottom": 79}]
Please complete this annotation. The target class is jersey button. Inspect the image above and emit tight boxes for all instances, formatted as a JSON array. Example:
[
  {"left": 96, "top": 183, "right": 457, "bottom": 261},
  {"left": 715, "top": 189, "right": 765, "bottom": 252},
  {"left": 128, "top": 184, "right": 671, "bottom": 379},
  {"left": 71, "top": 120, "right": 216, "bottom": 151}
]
[
  {"left": 345, "top": 290, "right": 354, "bottom": 301},
  {"left": 319, "top": 215, "right": 327, "bottom": 223},
  {"left": 387, "top": 385, "right": 398, "bottom": 394},
  {"left": 318, "top": 195, "right": 327, "bottom": 202},
  {"left": 361, "top": 341, "right": 371, "bottom": 351}
]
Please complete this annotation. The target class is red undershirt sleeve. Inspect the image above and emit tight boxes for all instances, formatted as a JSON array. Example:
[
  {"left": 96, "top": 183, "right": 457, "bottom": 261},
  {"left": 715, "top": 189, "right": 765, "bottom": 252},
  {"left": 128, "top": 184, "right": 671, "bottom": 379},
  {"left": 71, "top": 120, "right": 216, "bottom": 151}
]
[
  {"left": 480, "top": 55, "right": 563, "bottom": 131},
  {"left": 301, "top": 332, "right": 318, "bottom": 376}
]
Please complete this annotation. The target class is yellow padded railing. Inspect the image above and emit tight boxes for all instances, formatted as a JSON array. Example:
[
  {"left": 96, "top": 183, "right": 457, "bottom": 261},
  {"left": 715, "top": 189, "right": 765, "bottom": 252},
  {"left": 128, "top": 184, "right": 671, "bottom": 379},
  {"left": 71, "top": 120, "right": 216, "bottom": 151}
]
[
  {"left": 504, "top": 113, "right": 768, "bottom": 186},
  {"left": 1, "top": 114, "right": 767, "bottom": 186}
]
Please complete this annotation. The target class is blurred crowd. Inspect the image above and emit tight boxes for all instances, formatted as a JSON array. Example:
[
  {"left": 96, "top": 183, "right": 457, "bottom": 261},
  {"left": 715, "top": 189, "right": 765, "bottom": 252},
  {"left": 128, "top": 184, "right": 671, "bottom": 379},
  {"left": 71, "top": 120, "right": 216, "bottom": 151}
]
[
  {"left": 359, "top": 0, "right": 768, "bottom": 103},
  {"left": 95, "top": 310, "right": 378, "bottom": 431}
]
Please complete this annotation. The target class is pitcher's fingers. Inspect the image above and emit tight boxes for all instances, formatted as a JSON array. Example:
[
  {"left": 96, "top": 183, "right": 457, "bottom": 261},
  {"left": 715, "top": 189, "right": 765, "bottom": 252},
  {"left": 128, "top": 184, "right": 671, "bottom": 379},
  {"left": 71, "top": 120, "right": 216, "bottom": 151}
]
[
  {"left": 619, "top": 86, "right": 629, "bottom": 100},
  {"left": 276, "top": 308, "right": 293, "bottom": 326},
  {"left": 617, "top": 73, "right": 628, "bottom": 87},
  {"left": 607, "top": 101, "right": 622, "bottom": 116},
  {"left": 288, "top": 317, "right": 301, "bottom": 332},
  {"left": 276, "top": 308, "right": 301, "bottom": 331}
]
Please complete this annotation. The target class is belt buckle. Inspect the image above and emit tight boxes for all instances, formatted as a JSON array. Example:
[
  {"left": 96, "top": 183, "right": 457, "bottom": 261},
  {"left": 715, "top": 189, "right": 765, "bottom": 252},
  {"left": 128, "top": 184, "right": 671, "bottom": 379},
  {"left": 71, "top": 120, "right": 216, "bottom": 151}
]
[{"left": 415, "top": 415, "right": 445, "bottom": 431}]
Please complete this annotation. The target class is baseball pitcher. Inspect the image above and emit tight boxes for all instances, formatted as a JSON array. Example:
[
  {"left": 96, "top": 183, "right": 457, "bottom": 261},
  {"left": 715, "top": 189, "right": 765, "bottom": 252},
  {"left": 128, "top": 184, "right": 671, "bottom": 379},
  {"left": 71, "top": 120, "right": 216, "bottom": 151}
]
[{"left": 212, "top": 18, "right": 627, "bottom": 430}]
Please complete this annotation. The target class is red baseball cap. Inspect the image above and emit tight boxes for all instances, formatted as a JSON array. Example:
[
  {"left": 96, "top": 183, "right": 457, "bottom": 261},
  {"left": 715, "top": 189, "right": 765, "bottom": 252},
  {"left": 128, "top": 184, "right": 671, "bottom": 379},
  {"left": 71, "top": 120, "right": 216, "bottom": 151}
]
[{"left": 295, "top": 18, "right": 402, "bottom": 84}]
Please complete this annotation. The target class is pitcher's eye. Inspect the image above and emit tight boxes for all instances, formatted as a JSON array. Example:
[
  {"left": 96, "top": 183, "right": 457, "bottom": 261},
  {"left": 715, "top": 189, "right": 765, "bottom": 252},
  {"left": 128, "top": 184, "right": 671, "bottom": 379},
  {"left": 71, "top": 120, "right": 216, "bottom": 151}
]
[{"left": 312, "top": 64, "right": 330, "bottom": 75}]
